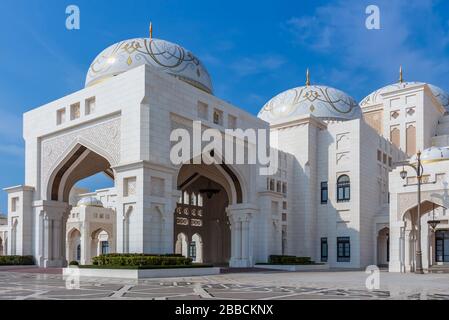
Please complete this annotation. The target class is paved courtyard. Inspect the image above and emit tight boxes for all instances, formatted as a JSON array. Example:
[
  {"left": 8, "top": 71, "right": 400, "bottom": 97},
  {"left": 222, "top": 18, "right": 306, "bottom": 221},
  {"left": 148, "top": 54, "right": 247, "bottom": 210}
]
[{"left": 0, "top": 268, "right": 448, "bottom": 300}]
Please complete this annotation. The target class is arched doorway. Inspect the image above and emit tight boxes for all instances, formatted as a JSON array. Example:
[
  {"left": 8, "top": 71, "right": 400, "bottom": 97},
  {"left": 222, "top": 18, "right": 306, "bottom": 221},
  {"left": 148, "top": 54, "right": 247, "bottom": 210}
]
[
  {"left": 377, "top": 227, "right": 389, "bottom": 267},
  {"left": 400, "top": 200, "right": 446, "bottom": 272},
  {"left": 191, "top": 233, "right": 203, "bottom": 263},
  {"left": 92, "top": 229, "right": 112, "bottom": 257},
  {"left": 40, "top": 143, "right": 115, "bottom": 267},
  {"left": 175, "top": 233, "right": 189, "bottom": 257},
  {"left": 175, "top": 163, "right": 242, "bottom": 266},
  {"left": 67, "top": 228, "right": 81, "bottom": 263}
]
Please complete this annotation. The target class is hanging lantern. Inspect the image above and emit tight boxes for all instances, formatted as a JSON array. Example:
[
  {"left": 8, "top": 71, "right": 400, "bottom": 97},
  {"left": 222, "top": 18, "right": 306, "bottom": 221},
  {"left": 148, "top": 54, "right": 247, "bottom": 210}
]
[
  {"left": 427, "top": 203, "right": 441, "bottom": 232},
  {"left": 199, "top": 181, "right": 220, "bottom": 199}
]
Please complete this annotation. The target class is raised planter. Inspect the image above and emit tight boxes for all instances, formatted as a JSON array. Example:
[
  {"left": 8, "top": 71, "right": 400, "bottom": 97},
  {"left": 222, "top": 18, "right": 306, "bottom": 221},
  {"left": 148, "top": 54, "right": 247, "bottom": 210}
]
[
  {"left": 254, "top": 264, "right": 330, "bottom": 272},
  {"left": 63, "top": 266, "right": 221, "bottom": 279}
]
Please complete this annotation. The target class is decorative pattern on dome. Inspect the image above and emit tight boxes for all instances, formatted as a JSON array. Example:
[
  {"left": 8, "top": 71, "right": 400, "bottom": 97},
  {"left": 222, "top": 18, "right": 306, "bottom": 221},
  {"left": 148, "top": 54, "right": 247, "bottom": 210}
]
[
  {"left": 77, "top": 196, "right": 103, "bottom": 208},
  {"left": 411, "top": 147, "right": 449, "bottom": 164},
  {"left": 86, "top": 38, "right": 213, "bottom": 94},
  {"left": 360, "top": 82, "right": 449, "bottom": 110},
  {"left": 258, "top": 85, "right": 361, "bottom": 123}
]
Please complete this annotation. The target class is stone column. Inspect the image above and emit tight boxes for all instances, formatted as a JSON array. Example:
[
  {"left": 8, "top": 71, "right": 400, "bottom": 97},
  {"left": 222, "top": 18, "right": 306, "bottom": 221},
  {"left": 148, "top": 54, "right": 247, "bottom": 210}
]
[
  {"left": 33, "top": 201, "right": 70, "bottom": 268},
  {"left": 80, "top": 222, "right": 91, "bottom": 265},
  {"left": 227, "top": 204, "right": 258, "bottom": 268}
]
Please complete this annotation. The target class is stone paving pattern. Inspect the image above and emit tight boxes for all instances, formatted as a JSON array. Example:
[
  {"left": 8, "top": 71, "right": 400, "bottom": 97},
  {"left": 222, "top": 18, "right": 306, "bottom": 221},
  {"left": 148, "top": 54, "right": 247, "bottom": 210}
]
[{"left": 0, "top": 269, "right": 449, "bottom": 300}]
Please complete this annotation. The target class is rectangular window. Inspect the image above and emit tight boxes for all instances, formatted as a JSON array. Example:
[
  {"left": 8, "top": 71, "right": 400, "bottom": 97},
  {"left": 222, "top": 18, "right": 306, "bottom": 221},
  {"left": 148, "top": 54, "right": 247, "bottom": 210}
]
[
  {"left": 85, "top": 97, "right": 96, "bottom": 115},
  {"left": 197, "top": 101, "right": 208, "bottom": 120},
  {"left": 337, "top": 237, "right": 351, "bottom": 262},
  {"left": 101, "top": 241, "right": 109, "bottom": 255},
  {"left": 213, "top": 109, "right": 223, "bottom": 125},
  {"left": 11, "top": 197, "right": 19, "bottom": 212},
  {"left": 57, "top": 108, "right": 66, "bottom": 125},
  {"left": 321, "top": 238, "right": 328, "bottom": 262},
  {"left": 321, "top": 182, "right": 328, "bottom": 204},
  {"left": 70, "top": 103, "right": 81, "bottom": 120},
  {"left": 228, "top": 114, "right": 237, "bottom": 129},
  {"left": 189, "top": 242, "right": 197, "bottom": 260}
]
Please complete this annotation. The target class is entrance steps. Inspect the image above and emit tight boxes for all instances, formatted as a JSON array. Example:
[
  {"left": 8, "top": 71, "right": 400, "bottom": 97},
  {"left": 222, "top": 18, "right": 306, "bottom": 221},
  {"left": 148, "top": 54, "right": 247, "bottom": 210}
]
[{"left": 429, "top": 265, "right": 449, "bottom": 273}]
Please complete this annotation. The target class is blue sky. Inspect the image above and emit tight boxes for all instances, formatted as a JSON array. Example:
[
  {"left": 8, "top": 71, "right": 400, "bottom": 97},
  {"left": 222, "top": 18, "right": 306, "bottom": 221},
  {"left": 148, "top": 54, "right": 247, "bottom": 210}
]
[{"left": 1, "top": 0, "right": 449, "bottom": 212}]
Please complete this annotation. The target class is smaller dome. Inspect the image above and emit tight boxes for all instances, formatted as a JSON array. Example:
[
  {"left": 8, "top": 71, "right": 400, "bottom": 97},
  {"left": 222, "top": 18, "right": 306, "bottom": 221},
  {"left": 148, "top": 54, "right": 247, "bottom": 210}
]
[
  {"left": 360, "top": 82, "right": 449, "bottom": 111},
  {"left": 259, "top": 84, "right": 361, "bottom": 123},
  {"left": 77, "top": 196, "right": 103, "bottom": 208},
  {"left": 410, "top": 147, "right": 449, "bottom": 164}
]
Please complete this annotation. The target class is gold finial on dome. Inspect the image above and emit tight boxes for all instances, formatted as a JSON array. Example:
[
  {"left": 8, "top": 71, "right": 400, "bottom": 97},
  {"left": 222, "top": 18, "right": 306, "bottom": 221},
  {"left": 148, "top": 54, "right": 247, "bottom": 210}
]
[
  {"left": 149, "top": 22, "right": 153, "bottom": 39},
  {"left": 306, "top": 68, "right": 310, "bottom": 86},
  {"left": 399, "top": 65, "right": 403, "bottom": 83}
]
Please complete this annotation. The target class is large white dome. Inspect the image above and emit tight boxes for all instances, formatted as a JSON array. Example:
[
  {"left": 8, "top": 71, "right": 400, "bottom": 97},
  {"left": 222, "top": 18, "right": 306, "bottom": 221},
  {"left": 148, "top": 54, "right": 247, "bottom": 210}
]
[
  {"left": 258, "top": 85, "right": 361, "bottom": 123},
  {"left": 86, "top": 38, "right": 213, "bottom": 94},
  {"left": 360, "top": 82, "right": 449, "bottom": 110}
]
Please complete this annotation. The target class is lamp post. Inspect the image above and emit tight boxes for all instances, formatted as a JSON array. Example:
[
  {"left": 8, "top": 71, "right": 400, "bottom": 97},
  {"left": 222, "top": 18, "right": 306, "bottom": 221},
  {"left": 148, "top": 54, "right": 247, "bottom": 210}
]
[{"left": 399, "top": 150, "right": 424, "bottom": 274}]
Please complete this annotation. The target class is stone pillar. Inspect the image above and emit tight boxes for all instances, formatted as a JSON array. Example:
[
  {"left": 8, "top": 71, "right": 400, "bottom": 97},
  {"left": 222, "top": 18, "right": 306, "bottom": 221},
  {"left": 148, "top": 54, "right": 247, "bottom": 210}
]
[
  {"left": 33, "top": 200, "right": 70, "bottom": 268},
  {"left": 227, "top": 204, "right": 258, "bottom": 268},
  {"left": 80, "top": 222, "right": 91, "bottom": 265}
]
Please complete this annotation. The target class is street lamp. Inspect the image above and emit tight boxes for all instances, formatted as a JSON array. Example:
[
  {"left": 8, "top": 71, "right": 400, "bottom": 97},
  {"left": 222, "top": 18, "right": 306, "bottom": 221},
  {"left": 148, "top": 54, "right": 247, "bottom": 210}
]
[{"left": 398, "top": 150, "right": 424, "bottom": 274}]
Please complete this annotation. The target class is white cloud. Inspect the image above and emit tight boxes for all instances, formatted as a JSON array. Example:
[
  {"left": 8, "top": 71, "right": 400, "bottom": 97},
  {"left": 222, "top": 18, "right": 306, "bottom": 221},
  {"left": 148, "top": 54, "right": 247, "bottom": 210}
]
[{"left": 285, "top": 0, "right": 449, "bottom": 95}]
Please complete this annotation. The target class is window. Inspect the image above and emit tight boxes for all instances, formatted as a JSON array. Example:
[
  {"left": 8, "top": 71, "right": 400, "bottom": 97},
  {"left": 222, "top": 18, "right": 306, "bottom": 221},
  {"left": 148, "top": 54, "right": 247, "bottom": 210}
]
[
  {"left": 85, "top": 97, "right": 96, "bottom": 115},
  {"left": 436, "top": 230, "right": 449, "bottom": 262},
  {"left": 101, "top": 241, "right": 109, "bottom": 255},
  {"left": 11, "top": 197, "right": 19, "bottom": 212},
  {"left": 282, "top": 201, "right": 287, "bottom": 210},
  {"left": 282, "top": 183, "right": 287, "bottom": 195},
  {"left": 282, "top": 213, "right": 287, "bottom": 222},
  {"left": 70, "top": 103, "right": 81, "bottom": 120},
  {"left": 321, "top": 238, "right": 328, "bottom": 262},
  {"left": 321, "top": 182, "right": 328, "bottom": 204},
  {"left": 76, "top": 244, "right": 81, "bottom": 261},
  {"left": 57, "top": 108, "right": 66, "bottom": 125},
  {"left": 189, "top": 241, "right": 197, "bottom": 260},
  {"left": 337, "top": 237, "right": 351, "bottom": 262},
  {"left": 213, "top": 109, "right": 223, "bottom": 125},
  {"left": 337, "top": 175, "right": 350, "bottom": 202},
  {"left": 197, "top": 101, "right": 208, "bottom": 120},
  {"left": 228, "top": 114, "right": 237, "bottom": 129}
]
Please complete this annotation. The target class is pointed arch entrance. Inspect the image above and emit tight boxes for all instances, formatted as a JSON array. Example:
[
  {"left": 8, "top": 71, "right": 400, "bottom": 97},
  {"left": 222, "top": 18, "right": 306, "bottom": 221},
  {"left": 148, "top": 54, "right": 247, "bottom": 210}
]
[
  {"left": 175, "top": 162, "right": 244, "bottom": 266},
  {"left": 38, "top": 143, "right": 115, "bottom": 267}
]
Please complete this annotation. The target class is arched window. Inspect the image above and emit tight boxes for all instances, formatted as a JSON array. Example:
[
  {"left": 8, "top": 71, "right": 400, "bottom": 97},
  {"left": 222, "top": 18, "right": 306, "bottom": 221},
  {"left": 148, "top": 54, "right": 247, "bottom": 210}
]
[
  {"left": 337, "top": 175, "right": 350, "bottom": 202},
  {"left": 190, "top": 193, "right": 197, "bottom": 206},
  {"left": 183, "top": 191, "right": 190, "bottom": 205}
]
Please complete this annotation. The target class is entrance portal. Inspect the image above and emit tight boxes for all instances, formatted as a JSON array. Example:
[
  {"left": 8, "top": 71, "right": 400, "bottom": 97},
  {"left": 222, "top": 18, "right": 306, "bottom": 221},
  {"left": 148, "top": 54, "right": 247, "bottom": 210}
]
[{"left": 175, "top": 173, "right": 231, "bottom": 265}]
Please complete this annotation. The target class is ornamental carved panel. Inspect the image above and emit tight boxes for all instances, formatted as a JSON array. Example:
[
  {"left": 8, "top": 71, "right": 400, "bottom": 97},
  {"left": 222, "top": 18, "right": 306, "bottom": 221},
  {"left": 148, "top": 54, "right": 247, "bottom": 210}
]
[{"left": 41, "top": 118, "right": 121, "bottom": 192}]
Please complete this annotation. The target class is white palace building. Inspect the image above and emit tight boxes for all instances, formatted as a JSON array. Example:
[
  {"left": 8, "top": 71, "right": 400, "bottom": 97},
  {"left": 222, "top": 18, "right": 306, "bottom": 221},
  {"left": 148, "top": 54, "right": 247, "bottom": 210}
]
[{"left": 1, "top": 30, "right": 449, "bottom": 272}]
